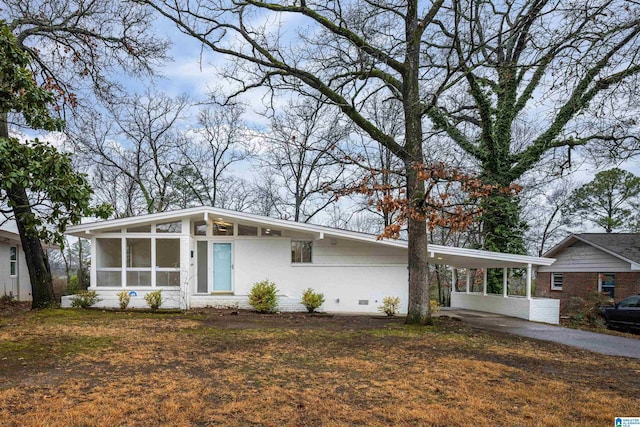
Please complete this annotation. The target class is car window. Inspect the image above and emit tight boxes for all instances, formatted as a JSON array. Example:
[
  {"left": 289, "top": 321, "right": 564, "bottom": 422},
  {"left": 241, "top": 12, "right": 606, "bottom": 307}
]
[{"left": 618, "top": 296, "right": 640, "bottom": 308}]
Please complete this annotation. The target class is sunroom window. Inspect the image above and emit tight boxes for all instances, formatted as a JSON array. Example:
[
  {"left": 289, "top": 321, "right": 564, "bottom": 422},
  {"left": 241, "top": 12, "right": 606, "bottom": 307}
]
[
  {"left": 126, "top": 239, "right": 151, "bottom": 286},
  {"left": 95, "top": 235, "right": 180, "bottom": 288},
  {"left": 96, "top": 239, "right": 122, "bottom": 287},
  {"left": 156, "top": 239, "right": 180, "bottom": 286}
]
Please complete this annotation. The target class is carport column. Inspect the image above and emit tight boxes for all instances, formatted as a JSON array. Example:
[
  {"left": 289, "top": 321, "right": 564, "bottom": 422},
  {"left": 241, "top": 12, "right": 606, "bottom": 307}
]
[
  {"left": 526, "top": 263, "right": 532, "bottom": 300},
  {"left": 503, "top": 268, "right": 508, "bottom": 298},
  {"left": 482, "top": 269, "right": 487, "bottom": 296},
  {"left": 451, "top": 267, "right": 457, "bottom": 293},
  {"left": 465, "top": 270, "right": 470, "bottom": 294}
]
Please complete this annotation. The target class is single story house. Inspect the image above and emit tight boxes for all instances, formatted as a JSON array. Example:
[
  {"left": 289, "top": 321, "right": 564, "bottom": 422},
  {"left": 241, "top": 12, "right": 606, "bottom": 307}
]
[
  {"left": 536, "top": 233, "right": 640, "bottom": 312},
  {"left": 0, "top": 229, "right": 31, "bottom": 301},
  {"left": 63, "top": 206, "right": 559, "bottom": 322}
]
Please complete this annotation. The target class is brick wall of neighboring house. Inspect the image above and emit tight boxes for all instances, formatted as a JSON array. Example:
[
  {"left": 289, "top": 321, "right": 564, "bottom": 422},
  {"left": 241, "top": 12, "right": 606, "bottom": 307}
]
[
  {"left": 536, "top": 271, "right": 640, "bottom": 315},
  {"left": 615, "top": 272, "right": 640, "bottom": 301}
]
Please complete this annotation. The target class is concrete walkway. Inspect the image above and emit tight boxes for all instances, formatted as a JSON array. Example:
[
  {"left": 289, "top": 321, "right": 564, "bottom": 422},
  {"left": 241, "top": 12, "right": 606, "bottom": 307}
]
[{"left": 439, "top": 308, "right": 640, "bottom": 359}]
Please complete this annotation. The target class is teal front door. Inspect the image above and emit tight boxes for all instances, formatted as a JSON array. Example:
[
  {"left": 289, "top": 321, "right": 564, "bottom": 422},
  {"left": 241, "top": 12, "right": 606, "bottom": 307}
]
[{"left": 212, "top": 243, "right": 232, "bottom": 291}]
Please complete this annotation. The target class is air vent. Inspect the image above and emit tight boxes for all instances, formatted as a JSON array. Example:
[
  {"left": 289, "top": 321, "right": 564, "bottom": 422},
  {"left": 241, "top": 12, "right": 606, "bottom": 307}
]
[{"left": 358, "top": 300, "right": 369, "bottom": 305}]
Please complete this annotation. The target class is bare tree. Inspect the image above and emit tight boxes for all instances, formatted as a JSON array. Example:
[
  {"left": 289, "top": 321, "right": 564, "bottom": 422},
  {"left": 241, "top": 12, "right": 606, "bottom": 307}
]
[
  {"left": 262, "top": 99, "right": 350, "bottom": 222},
  {"left": 522, "top": 178, "right": 579, "bottom": 256},
  {"left": 173, "top": 104, "right": 254, "bottom": 209},
  {"left": 73, "top": 91, "right": 189, "bottom": 215}
]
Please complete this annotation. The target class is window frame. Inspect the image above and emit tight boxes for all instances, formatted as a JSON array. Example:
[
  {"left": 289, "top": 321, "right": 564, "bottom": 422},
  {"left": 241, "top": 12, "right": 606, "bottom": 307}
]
[
  {"left": 9, "top": 246, "right": 17, "bottom": 277},
  {"left": 550, "top": 272, "right": 563, "bottom": 290},
  {"left": 291, "top": 240, "right": 313, "bottom": 264},
  {"left": 94, "top": 235, "right": 181, "bottom": 288}
]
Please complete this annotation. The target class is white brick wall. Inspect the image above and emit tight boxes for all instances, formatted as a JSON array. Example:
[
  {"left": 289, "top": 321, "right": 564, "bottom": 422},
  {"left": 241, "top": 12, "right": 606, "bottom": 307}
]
[
  {"left": 450, "top": 292, "right": 560, "bottom": 324},
  {"left": 189, "top": 295, "right": 309, "bottom": 312},
  {"left": 61, "top": 289, "right": 183, "bottom": 309}
]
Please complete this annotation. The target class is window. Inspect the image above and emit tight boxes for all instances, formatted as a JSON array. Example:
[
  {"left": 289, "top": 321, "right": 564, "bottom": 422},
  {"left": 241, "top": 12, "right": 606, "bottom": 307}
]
[
  {"left": 600, "top": 273, "right": 615, "bottom": 298},
  {"left": 262, "top": 228, "right": 281, "bottom": 237},
  {"left": 95, "top": 235, "right": 181, "bottom": 288},
  {"left": 291, "top": 241, "right": 312, "bottom": 263},
  {"left": 618, "top": 295, "right": 640, "bottom": 308},
  {"left": 9, "top": 246, "right": 17, "bottom": 276},
  {"left": 126, "top": 239, "right": 151, "bottom": 286},
  {"left": 212, "top": 221, "right": 233, "bottom": 236},
  {"left": 156, "top": 239, "right": 180, "bottom": 287},
  {"left": 96, "top": 238, "right": 122, "bottom": 287},
  {"left": 156, "top": 221, "right": 181, "bottom": 233},
  {"left": 127, "top": 225, "right": 151, "bottom": 233},
  {"left": 551, "top": 272, "right": 563, "bottom": 290},
  {"left": 237, "top": 224, "right": 258, "bottom": 236},
  {"left": 193, "top": 220, "right": 207, "bottom": 236}
]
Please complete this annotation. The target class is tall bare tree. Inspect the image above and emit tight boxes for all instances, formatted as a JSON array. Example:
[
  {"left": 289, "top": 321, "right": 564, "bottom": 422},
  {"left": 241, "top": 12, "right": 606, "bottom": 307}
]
[
  {"left": 173, "top": 104, "right": 254, "bottom": 209},
  {"left": 262, "top": 99, "right": 350, "bottom": 222},
  {"left": 73, "top": 91, "right": 188, "bottom": 215}
]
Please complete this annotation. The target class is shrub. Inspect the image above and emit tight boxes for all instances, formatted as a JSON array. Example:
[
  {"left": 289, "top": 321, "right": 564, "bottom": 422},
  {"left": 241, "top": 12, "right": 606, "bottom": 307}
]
[
  {"left": 66, "top": 275, "right": 80, "bottom": 295},
  {"left": 0, "top": 293, "right": 16, "bottom": 305},
  {"left": 249, "top": 280, "right": 279, "bottom": 313},
  {"left": 300, "top": 288, "right": 325, "bottom": 313},
  {"left": 117, "top": 291, "right": 130, "bottom": 310},
  {"left": 70, "top": 290, "right": 100, "bottom": 308},
  {"left": 144, "top": 290, "right": 163, "bottom": 310},
  {"left": 430, "top": 299, "right": 440, "bottom": 314},
  {"left": 379, "top": 296, "right": 400, "bottom": 316},
  {"left": 566, "top": 292, "right": 610, "bottom": 327}
]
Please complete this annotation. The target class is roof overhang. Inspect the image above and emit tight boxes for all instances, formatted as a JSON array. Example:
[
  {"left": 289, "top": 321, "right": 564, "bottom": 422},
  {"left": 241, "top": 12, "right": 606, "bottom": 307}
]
[
  {"left": 428, "top": 244, "right": 555, "bottom": 269},
  {"left": 65, "top": 206, "right": 407, "bottom": 249},
  {"left": 65, "top": 207, "right": 556, "bottom": 268}
]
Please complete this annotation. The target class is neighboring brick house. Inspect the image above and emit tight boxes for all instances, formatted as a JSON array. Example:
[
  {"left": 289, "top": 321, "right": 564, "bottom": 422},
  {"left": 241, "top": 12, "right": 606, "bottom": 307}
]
[{"left": 536, "top": 233, "right": 640, "bottom": 314}]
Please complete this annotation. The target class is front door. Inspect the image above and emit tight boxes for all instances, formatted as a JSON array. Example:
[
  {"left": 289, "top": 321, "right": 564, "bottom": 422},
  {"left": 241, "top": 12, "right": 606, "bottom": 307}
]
[{"left": 212, "top": 242, "right": 232, "bottom": 292}]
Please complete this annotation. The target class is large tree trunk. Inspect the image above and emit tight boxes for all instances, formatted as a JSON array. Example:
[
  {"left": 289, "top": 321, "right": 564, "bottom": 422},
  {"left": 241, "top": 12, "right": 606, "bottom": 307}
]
[
  {"left": 403, "top": 0, "right": 430, "bottom": 325},
  {"left": 7, "top": 186, "right": 56, "bottom": 308},
  {"left": 405, "top": 164, "right": 431, "bottom": 324},
  {"left": 1, "top": 112, "right": 55, "bottom": 308}
]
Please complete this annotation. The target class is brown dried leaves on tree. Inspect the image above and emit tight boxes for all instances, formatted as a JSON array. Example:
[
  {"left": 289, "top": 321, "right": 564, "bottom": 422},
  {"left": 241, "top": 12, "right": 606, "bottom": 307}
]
[{"left": 334, "top": 162, "right": 521, "bottom": 240}]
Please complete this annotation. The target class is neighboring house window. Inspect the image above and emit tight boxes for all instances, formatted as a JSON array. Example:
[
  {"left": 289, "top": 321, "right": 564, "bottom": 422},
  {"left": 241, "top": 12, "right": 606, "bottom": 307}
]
[
  {"left": 551, "top": 273, "right": 563, "bottom": 290},
  {"left": 291, "top": 241, "right": 312, "bottom": 263},
  {"left": 9, "top": 246, "right": 17, "bottom": 276},
  {"left": 599, "top": 273, "right": 615, "bottom": 298}
]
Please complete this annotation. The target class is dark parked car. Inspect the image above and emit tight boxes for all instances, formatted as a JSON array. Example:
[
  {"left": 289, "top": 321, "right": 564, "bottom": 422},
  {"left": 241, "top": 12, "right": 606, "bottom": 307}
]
[{"left": 602, "top": 294, "right": 640, "bottom": 332}]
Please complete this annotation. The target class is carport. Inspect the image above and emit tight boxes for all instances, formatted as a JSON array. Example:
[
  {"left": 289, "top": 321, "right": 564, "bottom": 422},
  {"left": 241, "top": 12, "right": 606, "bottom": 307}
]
[{"left": 427, "top": 245, "right": 559, "bottom": 324}]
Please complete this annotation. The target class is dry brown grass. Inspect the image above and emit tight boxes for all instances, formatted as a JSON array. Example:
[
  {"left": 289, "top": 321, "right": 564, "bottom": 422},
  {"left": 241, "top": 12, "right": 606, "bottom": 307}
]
[{"left": 0, "top": 307, "right": 638, "bottom": 426}]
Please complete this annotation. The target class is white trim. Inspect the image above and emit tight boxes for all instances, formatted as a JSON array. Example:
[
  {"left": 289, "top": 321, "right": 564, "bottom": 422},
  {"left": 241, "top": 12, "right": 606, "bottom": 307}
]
[
  {"left": 551, "top": 272, "right": 563, "bottom": 290},
  {"left": 428, "top": 244, "right": 555, "bottom": 267}
]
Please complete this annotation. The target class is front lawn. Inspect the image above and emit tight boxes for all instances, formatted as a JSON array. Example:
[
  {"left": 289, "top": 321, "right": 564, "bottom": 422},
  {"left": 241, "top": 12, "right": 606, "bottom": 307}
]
[{"left": 0, "top": 307, "right": 637, "bottom": 426}]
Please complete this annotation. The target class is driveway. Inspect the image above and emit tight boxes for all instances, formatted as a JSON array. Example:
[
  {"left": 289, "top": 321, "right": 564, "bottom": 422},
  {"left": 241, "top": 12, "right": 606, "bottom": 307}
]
[{"left": 439, "top": 308, "right": 640, "bottom": 359}]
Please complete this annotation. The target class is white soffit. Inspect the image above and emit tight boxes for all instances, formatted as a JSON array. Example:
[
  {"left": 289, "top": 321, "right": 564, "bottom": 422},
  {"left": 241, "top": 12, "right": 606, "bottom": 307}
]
[{"left": 428, "top": 245, "right": 555, "bottom": 268}]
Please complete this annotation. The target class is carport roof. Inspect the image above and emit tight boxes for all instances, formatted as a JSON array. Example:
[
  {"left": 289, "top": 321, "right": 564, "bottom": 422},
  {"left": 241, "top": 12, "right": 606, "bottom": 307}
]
[{"left": 427, "top": 245, "right": 555, "bottom": 269}]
